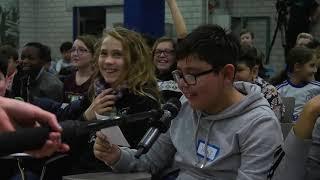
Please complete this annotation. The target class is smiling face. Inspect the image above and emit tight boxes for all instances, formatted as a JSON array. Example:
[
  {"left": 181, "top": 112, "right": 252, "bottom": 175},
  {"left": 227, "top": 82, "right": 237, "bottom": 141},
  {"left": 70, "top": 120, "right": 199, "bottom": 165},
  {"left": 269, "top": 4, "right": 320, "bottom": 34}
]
[
  {"left": 295, "top": 56, "right": 318, "bottom": 82},
  {"left": 153, "top": 41, "right": 175, "bottom": 74},
  {"left": 98, "top": 36, "right": 126, "bottom": 87},
  {"left": 20, "top": 46, "right": 44, "bottom": 73},
  {"left": 70, "top": 39, "right": 93, "bottom": 68},
  {"left": 176, "top": 56, "right": 227, "bottom": 111}
]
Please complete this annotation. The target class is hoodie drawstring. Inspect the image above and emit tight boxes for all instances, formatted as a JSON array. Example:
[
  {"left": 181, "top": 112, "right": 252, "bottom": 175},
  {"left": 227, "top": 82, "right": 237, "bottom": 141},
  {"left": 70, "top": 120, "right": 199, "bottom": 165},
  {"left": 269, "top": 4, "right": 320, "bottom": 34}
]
[
  {"left": 193, "top": 112, "right": 201, "bottom": 167},
  {"left": 194, "top": 112, "right": 216, "bottom": 168},
  {"left": 200, "top": 120, "right": 215, "bottom": 168}
]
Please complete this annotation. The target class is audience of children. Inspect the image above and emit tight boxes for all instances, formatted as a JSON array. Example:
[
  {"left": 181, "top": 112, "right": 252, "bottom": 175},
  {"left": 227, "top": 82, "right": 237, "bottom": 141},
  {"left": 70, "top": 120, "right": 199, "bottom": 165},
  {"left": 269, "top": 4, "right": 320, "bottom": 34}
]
[
  {"left": 93, "top": 24, "right": 283, "bottom": 180},
  {"left": 235, "top": 46, "right": 285, "bottom": 121},
  {"left": 23, "top": 27, "right": 161, "bottom": 180},
  {"left": 1, "top": 1, "right": 320, "bottom": 179},
  {"left": 240, "top": 29, "right": 268, "bottom": 79}
]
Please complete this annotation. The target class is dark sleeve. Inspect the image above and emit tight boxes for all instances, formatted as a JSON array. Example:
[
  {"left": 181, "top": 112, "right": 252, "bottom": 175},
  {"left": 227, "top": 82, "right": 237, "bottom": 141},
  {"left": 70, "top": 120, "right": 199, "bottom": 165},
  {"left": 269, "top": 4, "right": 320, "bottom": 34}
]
[
  {"left": 177, "top": 38, "right": 184, "bottom": 43},
  {"left": 117, "top": 94, "right": 161, "bottom": 148},
  {"left": 10, "top": 71, "right": 25, "bottom": 98},
  {"left": 32, "top": 97, "right": 63, "bottom": 113},
  {"left": 31, "top": 97, "right": 89, "bottom": 122},
  {"left": 39, "top": 72, "right": 64, "bottom": 102},
  {"left": 126, "top": 96, "right": 160, "bottom": 114},
  {"left": 46, "top": 80, "right": 64, "bottom": 102}
]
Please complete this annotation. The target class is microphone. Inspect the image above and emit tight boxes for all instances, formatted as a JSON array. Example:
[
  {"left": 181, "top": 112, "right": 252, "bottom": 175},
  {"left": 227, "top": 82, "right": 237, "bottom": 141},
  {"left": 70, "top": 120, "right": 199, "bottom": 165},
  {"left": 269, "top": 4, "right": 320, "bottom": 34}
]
[
  {"left": 135, "top": 98, "right": 181, "bottom": 158},
  {"left": 0, "top": 102, "right": 174, "bottom": 157},
  {"left": 0, "top": 119, "right": 120, "bottom": 157}
]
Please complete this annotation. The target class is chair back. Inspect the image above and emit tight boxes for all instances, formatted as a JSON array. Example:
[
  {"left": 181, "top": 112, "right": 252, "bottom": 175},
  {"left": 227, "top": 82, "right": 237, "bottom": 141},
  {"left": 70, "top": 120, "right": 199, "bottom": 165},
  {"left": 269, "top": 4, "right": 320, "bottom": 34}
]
[{"left": 281, "top": 96, "right": 295, "bottom": 123}]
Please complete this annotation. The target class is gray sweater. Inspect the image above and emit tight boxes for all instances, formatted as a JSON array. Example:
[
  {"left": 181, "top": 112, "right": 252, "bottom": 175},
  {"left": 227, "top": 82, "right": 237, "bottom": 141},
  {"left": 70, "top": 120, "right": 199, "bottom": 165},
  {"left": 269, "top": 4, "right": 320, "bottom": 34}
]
[
  {"left": 271, "top": 117, "right": 320, "bottom": 180},
  {"left": 111, "top": 81, "right": 283, "bottom": 180}
]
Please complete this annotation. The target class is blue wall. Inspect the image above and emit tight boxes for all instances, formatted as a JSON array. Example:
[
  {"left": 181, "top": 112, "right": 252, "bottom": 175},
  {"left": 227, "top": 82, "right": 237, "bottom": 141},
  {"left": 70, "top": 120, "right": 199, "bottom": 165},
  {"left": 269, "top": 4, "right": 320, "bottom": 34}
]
[{"left": 124, "top": 0, "right": 165, "bottom": 38}]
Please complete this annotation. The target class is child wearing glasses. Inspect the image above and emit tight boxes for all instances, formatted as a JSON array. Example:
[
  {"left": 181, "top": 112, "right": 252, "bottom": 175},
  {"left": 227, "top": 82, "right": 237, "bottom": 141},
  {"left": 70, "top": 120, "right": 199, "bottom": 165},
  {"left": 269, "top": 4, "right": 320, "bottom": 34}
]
[
  {"left": 63, "top": 35, "right": 97, "bottom": 103},
  {"left": 93, "top": 24, "right": 283, "bottom": 180},
  {"left": 152, "top": 37, "right": 182, "bottom": 102},
  {"left": 150, "top": 0, "right": 187, "bottom": 103}
]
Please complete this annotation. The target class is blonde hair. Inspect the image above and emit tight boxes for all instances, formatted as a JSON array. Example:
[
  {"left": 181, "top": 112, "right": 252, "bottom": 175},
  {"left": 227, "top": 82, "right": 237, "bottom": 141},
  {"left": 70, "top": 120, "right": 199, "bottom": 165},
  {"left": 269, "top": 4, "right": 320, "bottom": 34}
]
[
  {"left": 90, "top": 27, "right": 160, "bottom": 102},
  {"left": 296, "top": 33, "right": 313, "bottom": 41}
]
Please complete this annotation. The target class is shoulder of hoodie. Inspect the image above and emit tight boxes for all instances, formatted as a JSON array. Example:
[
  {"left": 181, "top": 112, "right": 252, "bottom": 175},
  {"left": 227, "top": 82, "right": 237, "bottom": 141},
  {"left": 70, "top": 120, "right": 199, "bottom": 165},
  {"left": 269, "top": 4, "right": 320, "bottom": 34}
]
[
  {"left": 239, "top": 104, "right": 281, "bottom": 141},
  {"left": 178, "top": 94, "right": 278, "bottom": 122},
  {"left": 177, "top": 95, "right": 281, "bottom": 139}
]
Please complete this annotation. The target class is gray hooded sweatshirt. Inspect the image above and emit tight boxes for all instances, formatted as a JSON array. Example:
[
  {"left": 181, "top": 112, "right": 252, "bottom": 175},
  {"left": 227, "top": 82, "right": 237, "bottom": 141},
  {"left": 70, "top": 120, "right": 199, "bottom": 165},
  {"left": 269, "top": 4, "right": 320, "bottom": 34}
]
[{"left": 111, "top": 81, "right": 283, "bottom": 180}]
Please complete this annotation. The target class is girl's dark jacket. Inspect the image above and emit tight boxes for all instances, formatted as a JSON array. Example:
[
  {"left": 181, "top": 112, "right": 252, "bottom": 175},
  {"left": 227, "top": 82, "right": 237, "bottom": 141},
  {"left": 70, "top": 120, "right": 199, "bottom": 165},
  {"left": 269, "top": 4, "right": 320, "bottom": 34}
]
[{"left": 32, "top": 87, "right": 160, "bottom": 175}]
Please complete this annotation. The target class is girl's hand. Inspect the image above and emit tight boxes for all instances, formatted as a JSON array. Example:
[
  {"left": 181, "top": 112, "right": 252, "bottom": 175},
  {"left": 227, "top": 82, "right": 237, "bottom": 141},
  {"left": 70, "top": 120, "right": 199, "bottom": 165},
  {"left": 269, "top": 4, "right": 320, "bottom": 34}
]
[{"left": 84, "top": 88, "right": 117, "bottom": 121}]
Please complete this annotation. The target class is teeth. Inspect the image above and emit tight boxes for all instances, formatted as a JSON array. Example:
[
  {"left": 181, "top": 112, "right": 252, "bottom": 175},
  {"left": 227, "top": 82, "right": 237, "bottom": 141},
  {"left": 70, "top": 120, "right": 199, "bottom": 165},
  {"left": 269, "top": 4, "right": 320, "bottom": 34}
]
[{"left": 105, "top": 69, "right": 116, "bottom": 73}]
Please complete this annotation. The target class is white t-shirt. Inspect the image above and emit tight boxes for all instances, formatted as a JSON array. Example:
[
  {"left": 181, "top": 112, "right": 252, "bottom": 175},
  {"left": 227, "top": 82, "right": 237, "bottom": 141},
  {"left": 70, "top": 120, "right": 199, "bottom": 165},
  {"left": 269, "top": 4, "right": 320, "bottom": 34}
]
[{"left": 277, "top": 80, "right": 320, "bottom": 121}]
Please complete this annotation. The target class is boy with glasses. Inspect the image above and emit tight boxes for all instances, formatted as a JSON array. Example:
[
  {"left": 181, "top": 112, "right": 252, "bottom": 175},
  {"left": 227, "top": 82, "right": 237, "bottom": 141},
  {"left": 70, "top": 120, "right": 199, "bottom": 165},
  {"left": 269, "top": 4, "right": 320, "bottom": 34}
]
[{"left": 93, "top": 24, "right": 283, "bottom": 180}]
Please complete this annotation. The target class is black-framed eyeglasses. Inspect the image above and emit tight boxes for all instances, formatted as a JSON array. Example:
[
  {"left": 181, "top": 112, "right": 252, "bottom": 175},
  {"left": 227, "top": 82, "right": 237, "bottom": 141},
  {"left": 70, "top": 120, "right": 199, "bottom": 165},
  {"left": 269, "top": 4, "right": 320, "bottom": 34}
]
[
  {"left": 154, "top": 49, "right": 175, "bottom": 57},
  {"left": 70, "top": 47, "right": 90, "bottom": 55},
  {"left": 172, "top": 69, "right": 215, "bottom": 85}
]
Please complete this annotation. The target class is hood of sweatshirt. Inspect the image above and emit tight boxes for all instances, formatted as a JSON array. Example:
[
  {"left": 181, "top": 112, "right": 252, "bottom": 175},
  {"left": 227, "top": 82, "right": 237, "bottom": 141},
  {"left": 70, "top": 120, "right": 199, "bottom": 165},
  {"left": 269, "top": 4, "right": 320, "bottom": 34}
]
[{"left": 180, "top": 81, "right": 265, "bottom": 122}]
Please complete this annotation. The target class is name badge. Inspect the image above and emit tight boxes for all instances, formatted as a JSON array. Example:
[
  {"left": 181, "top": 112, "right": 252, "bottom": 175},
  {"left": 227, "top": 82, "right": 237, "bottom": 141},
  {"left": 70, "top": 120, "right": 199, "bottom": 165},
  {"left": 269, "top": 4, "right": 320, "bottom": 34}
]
[{"left": 196, "top": 140, "right": 219, "bottom": 161}]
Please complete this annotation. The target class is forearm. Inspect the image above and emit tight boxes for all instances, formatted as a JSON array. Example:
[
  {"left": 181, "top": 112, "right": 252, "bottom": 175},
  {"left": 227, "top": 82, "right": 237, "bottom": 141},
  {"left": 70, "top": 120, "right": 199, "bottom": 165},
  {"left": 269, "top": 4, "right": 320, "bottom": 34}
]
[
  {"left": 111, "top": 132, "right": 176, "bottom": 174},
  {"left": 293, "top": 106, "right": 319, "bottom": 139},
  {"left": 166, "top": 0, "right": 187, "bottom": 39}
]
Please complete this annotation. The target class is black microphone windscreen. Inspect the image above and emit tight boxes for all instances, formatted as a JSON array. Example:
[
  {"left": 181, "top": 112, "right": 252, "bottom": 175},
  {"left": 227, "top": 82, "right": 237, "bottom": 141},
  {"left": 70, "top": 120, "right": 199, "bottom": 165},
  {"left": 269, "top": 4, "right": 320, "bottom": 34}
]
[{"left": 162, "top": 98, "right": 181, "bottom": 117}]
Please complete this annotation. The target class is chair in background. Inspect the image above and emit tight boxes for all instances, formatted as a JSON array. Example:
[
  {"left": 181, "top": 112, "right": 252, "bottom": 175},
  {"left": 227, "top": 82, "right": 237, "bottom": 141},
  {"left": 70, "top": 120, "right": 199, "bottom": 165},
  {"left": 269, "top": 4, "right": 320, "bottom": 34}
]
[{"left": 280, "top": 96, "right": 295, "bottom": 138}]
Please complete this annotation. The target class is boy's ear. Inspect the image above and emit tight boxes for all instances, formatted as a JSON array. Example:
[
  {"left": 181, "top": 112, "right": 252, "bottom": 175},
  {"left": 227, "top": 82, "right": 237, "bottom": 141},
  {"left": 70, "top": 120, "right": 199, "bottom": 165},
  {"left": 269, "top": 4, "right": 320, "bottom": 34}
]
[{"left": 222, "top": 64, "right": 236, "bottom": 81}]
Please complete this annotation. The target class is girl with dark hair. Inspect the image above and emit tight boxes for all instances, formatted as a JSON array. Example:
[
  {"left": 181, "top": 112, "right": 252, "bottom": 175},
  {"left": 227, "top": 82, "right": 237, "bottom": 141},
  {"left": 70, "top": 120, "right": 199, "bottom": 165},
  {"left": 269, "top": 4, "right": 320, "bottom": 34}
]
[
  {"left": 63, "top": 35, "right": 97, "bottom": 103},
  {"left": 271, "top": 46, "right": 320, "bottom": 121}
]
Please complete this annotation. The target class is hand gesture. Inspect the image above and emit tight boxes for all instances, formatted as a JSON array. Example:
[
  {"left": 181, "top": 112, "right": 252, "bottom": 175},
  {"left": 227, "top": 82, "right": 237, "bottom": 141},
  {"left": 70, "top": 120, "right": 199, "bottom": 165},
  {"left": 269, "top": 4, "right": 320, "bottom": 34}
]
[
  {"left": 93, "top": 131, "right": 121, "bottom": 165},
  {"left": 84, "top": 88, "right": 117, "bottom": 121}
]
